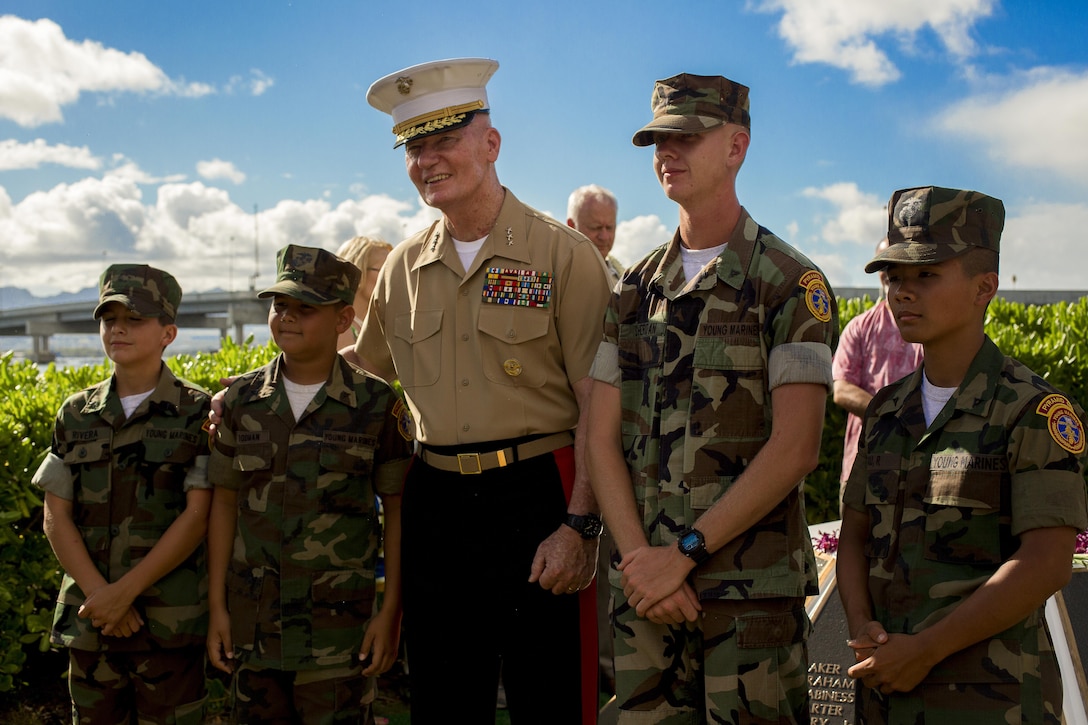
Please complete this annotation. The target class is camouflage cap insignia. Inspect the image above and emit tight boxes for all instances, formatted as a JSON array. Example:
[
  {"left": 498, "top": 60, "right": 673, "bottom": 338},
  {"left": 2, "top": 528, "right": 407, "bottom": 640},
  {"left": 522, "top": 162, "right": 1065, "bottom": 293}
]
[
  {"left": 1037, "top": 394, "right": 1085, "bottom": 455},
  {"left": 799, "top": 270, "right": 832, "bottom": 323},
  {"left": 392, "top": 398, "right": 415, "bottom": 442}
]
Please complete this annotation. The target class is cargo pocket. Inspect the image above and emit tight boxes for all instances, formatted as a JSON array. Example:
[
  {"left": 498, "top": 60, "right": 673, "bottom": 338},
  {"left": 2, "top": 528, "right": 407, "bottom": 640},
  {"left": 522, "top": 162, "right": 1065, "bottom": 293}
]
[{"left": 311, "top": 569, "right": 373, "bottom": 657}]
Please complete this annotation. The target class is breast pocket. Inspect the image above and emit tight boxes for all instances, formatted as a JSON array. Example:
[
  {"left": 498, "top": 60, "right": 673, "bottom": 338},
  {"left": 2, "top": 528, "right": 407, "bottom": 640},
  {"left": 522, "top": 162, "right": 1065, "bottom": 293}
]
[
  {"left": 690, "top": 339, "right": 766, "bottom": 439},
  {"left": 234, "top": 442, "right": 273, "bottom": 512},
  {"left": 862, "top": 468, "right": 901, "bottom": 560},
  {"left": 618, "top": 328, "right": 663, "bottom": 438},
  {"left": 317, "top": 440, "right": 376, "bottom": 514},
  {"left": 923, "top": 469, "right": 1004, "bottom": 565},
  {"left": 478, "top": 305, "right": 550, "bottom": 388},
  {"left": 393, "top": 309, "right": 443, "bottom": 388}
]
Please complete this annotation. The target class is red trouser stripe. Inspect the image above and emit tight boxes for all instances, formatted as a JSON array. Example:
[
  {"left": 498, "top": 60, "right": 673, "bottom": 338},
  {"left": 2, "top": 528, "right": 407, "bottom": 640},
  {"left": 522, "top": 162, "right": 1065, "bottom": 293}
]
[{"left": 553, "top": 444, "right": 599, "bottom": 724}]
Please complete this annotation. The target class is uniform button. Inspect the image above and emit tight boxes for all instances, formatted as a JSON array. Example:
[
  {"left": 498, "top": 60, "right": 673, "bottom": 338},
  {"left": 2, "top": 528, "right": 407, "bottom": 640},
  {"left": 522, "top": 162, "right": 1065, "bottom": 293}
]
[
  {"left": 110, "top": 526, "right": 120, "bottom": 536},
  {"left": 78, "top": 448, "right": 86, "bottom": 459},
  {"left": 461, "top": 378, "right": 469, "bottom": 386},
  {"left": 462, "top": 424, "right": 470, "bottom": 432},
  {"left": 164, "top": 448, "right": 173, "bottom": 457},
  {"left": 461, "top": 289, "right": 469, "bottom": 297},
  {"left": 506, "top": 329, "right": 516, "bottom": 339},
  {"left": 461, "top": 333, "right": 469, "bottom": 342}
]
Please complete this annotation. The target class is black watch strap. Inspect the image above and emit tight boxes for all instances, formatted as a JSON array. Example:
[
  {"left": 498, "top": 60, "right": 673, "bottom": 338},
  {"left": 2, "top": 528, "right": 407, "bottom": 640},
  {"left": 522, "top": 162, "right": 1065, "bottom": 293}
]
[
  {"left": 677, "top": 527, "right": 710, "bottom": 565},
  {"left": 563, "top": 513, "right": 603, "bottom": 540}
]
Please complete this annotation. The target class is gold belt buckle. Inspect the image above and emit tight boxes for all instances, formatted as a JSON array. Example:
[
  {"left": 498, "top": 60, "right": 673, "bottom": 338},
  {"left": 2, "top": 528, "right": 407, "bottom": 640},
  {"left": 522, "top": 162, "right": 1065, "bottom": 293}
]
[{"left": 457, "top": 452, "right": 483, "bottom": 475}]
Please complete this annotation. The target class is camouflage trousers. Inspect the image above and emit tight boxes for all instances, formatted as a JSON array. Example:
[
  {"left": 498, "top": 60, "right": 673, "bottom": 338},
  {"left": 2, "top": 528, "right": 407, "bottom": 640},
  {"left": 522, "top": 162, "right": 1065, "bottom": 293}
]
[
  {"left": 68, "top": 645, "right": 206, "bottom": 725},
  {"left": 230, "top": 662, "right": 374, "bottom": 724},
  {"left": 611, "top": 593, "right": 810, "bottom": 724}
]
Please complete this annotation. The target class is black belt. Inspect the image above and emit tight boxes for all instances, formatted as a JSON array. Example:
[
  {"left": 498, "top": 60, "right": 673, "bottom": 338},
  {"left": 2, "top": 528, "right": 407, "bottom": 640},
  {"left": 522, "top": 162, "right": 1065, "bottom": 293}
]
[{"left": 418, "top": 431, "right": 574, "bottom": 475}]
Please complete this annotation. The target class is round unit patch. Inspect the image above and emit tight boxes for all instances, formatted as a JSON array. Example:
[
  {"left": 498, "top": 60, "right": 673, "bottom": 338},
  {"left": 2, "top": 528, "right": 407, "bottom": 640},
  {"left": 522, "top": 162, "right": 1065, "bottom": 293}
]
[
  {"left": 799, "top": 270, "right": 832, "bottom": 323},
  {"left": 1036, "top": 394, "right": 1084, "bottom": 455}
]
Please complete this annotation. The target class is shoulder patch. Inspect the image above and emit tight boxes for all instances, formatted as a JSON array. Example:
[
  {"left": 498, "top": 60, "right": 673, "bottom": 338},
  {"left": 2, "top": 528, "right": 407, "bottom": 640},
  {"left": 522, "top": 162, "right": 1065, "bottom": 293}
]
[
  {"left": 392, "top": 399, "right": 415, "bottom": 442},
  {"left": 1036, "top": 393, "right": 1085, "bottom": 455},
  {"left": 201, "top": 417, "right": 215, "bottom": 451},
  {"left": 798, "top": 270, "right": 832, "bottom": 323}
]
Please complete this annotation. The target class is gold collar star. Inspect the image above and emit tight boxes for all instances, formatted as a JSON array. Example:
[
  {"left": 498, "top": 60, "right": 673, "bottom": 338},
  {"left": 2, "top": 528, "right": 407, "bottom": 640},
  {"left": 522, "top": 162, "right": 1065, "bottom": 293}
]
[{"left": 505, "top": 227, "right": 514, "bottom": 246}]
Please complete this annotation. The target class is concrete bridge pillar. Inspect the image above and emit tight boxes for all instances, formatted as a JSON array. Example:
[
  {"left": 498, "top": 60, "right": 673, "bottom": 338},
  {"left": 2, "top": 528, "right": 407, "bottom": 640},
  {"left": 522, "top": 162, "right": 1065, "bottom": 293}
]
[{"left": 31, "top": 334, "right": 56, "bottom": 364}]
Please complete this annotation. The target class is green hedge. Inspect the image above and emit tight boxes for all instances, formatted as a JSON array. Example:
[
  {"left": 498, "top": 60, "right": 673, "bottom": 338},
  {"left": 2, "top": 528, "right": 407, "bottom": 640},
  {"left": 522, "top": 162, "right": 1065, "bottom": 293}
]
[{"left": 2, "top": 297, "right": 1087, "bottom": 694}]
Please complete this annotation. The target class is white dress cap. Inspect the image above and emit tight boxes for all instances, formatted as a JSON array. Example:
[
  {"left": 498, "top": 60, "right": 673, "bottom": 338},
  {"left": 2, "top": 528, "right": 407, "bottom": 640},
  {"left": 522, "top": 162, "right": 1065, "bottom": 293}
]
[{"left": 367, "top": 58, "right": 499, "bottom": 147}]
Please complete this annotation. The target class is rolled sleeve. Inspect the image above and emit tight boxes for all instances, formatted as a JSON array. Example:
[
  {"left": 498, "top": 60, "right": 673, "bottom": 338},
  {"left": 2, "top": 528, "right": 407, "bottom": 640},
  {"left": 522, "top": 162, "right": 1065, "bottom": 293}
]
[
  {"left": 769, "top": 341, "right": 833, "bottom": 391},
  {"left": 31, "top": 452, "right": 74, "bottom": 500},
  {"left": 589, "top": 340, "right": 621, "bottom": 387}
]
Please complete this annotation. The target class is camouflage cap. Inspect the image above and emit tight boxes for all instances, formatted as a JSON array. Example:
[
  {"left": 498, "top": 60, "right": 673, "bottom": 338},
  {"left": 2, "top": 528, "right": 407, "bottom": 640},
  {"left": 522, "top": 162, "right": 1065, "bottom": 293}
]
[
  {"left": 632, "top": 73, "right": 750, "bottom": 147},
  {"left": 865, "top": 186, "right": 1004, "bottom": 273},
  {"left": 258, "top": 244, "right": 361, "bottom": 306},
  {"left": 93, "top": 264, "right": 182, "bottom": 320}
]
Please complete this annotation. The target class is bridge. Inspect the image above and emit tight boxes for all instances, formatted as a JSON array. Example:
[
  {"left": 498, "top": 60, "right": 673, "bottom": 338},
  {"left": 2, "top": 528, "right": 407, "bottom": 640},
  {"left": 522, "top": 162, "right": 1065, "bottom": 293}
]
[{"left": 0, "top": 290, "right": 270, "bottom": 363}]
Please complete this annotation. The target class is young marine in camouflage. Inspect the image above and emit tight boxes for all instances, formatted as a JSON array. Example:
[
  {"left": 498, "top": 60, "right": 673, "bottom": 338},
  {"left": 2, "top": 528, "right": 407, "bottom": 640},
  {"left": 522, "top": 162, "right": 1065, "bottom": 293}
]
[
  {"left": 838, "top": 186, "right": 1088, "bottom": 724},
  {"left": 587, "top": 73, "right": 838, "bottom": 723},
  {"left": 34, "top": 264, "right": 211, "bottom": 725},
  {"left": 207, "top": 244, "right": 412, "bottom": 724}
]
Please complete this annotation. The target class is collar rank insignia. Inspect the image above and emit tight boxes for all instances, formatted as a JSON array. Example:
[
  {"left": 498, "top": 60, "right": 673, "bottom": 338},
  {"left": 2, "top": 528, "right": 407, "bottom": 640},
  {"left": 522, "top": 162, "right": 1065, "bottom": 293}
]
[
  {"left": 482, "top": 267, "right": 552, "bottom": 308},
  {"left": 505, "top": 227, "right": 514, "bottom": 246}
]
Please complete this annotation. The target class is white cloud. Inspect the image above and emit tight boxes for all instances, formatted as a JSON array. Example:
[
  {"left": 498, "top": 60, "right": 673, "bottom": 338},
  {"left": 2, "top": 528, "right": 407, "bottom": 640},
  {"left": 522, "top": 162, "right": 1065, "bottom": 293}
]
[
  {"left": 0, "top": 171, "right": 443, "bottom": 295},
  {"left": 937, "top": 67, "right": 1088, "bottom": 185},
  {"left": 802, "top": 182, "right": 886, "bottom": 246},
  {"left": 225, "top": 70, "right": 275, "bottom": 97},
  {"left": 0, "top": 138, "right": 101, "bottom": 171},
  {"left": 197, "top": 158, "right": 246, "bottom": 185},
  {"left": 0, "top": 15, "right": 239, "bottom": 127},
  {"left": 1000, "top": 201, "right": 1088, "bottom": 290},
  {"left": 612, "top": 214, "right": 670, "bottom": 268},
  {"left": 754, "top": 0, "right": 996, "bottom": 86}
]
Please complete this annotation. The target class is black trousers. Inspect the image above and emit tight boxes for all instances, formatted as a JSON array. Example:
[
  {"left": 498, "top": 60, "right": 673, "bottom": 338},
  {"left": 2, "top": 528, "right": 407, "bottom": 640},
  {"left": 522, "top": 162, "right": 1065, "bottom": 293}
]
[{"left": 401, "top": 449, "right": 582, "bottom": 724}]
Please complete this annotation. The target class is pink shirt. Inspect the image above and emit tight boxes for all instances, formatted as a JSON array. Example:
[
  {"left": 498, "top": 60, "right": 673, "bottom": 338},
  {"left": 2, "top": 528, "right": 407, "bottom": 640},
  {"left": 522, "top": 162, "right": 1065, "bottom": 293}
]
[{"left": 832, "top": 299, "right": 923, "bottom": 482}]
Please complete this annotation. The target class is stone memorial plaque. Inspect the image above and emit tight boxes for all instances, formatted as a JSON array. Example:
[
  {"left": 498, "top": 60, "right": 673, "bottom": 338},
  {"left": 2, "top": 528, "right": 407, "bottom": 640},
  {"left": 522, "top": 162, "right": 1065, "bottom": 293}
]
[
  {"left": 1047, "top": 568, "right": 1088, "bottom": 724},
  {"left": 805, "top": 549, "right": 855, "bottom": 725}
]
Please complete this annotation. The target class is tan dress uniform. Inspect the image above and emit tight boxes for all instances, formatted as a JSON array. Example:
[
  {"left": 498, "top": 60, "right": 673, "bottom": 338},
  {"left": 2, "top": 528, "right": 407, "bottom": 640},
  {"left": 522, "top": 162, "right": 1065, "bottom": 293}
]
[{"left": 356, "top": 188, "right": 610, "bottom": 723}]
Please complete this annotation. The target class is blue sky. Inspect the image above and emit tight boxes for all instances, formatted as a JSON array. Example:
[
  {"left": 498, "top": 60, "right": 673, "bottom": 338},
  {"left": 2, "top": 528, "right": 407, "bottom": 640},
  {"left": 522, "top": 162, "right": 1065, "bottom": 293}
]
[{"left": 1, "top": 0, "right": 1087, "bottom": 298}]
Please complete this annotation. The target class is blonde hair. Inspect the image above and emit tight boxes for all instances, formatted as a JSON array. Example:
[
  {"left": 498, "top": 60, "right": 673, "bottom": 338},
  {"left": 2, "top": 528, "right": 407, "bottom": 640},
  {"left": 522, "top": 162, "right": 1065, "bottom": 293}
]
[{"left": 336, "top": 236, "right": 392, "bottom": 274}]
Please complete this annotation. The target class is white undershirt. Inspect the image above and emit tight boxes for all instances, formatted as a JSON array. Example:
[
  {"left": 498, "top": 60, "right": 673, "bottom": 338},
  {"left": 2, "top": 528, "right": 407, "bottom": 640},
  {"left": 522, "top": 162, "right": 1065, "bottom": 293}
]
[
  {"left": 120, "top": 389, "right": 154, "bottom": 418},
  {"left": 453, "top": 236, "right": 487, "bottom": 273},
  {"left": 680, "top": 242, "right": 727, "bottom": 285},
  {"left": 283, "top": 378, "right": 324, "bottom": 421},
  {"left": 921, "top": 373, "right": 957, "bottom": 427}
]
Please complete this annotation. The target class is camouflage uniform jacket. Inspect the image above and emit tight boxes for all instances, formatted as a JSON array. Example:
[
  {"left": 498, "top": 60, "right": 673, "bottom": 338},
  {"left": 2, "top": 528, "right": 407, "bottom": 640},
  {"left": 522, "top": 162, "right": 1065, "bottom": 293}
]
[
  {"left": 599, "top": 209, "right": 838, "bottom": 601},
  {"left": 844, "top": 336, "right": 1088, "bottom": 711},
  {"left": 35, "top": 364, "right": 211, "bottom": 651},
  {"left": 208, "top": 354, "right": 412, "bottom": 671}
]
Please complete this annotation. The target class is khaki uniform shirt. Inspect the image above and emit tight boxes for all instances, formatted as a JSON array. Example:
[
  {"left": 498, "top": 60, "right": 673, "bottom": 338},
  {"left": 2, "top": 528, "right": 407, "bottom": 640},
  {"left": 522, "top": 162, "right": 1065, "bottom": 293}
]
[
  {"left": 844, "top": 337, "right": 1088, "bottom": 719},
  {"left": 356, "top": 189, "right": 610, "bottom": 445},
  {"left": 33, "top": 364, "right": 211, "bottom": 651},
  {"left": 208, "top": 354, "right": 412, "bottom": 670},
  {"left": 593, "top": 209, "right": 838, "bottom": 600}
]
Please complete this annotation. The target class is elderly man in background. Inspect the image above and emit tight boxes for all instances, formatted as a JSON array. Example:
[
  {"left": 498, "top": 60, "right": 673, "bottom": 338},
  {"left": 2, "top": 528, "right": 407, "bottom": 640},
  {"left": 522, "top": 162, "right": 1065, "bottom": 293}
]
[{"left": 568, "top": 184, "right": 623, "bottom": 283}]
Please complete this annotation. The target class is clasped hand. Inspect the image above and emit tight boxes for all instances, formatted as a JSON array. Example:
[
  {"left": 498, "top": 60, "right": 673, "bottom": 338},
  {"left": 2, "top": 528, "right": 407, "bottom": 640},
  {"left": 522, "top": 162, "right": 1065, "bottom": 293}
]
[{"left": 618, "top": 545, "right": 701, "bottom": 624}]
